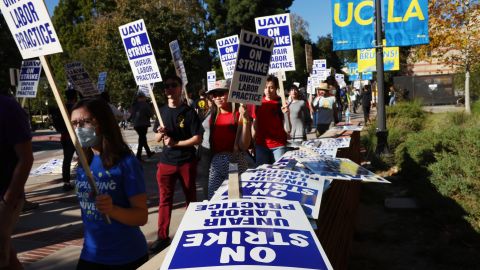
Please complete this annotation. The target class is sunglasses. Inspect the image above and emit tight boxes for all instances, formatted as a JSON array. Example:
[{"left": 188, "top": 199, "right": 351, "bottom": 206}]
[
  {"left": 164, "top": 82, "right": 179, "bottom": 89},
  {"left": 210, "top": 91, "right": 227, "bottom": 97}
]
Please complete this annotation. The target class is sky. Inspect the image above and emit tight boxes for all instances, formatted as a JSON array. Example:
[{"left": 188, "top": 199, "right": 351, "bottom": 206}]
[{"left": 45, "top": 0, "right": 332, "bottom": 40}]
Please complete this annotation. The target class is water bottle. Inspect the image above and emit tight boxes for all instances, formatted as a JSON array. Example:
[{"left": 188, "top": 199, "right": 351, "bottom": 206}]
[{"left": 345, "top": 108, "right": 351, "bottom": 125}]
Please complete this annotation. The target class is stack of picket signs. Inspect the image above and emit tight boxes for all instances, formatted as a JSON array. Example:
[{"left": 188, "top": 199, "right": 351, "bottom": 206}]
[{"left": 160, "top": 135, "right": 389, "bottom": 270}]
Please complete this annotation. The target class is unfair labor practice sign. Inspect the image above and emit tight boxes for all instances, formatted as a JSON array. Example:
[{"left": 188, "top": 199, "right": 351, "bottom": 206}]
[
  {"left": 255, "top": 13, "right": 296, "bottom": 73},
  {"left": 65, "top": 62, "right": 99, "bottom": 97},
  {"left": 0, "top": 0, "right": 63, "bottom": 59},
  {"left": 169, "top": 40, "right": 188, "bottom": 87},
  {"left": 16, "top": 59, "right": 42, "bottom": 98},
  {"left": 216, "top": 35, "right": 239, "bottom": 79},
  {"left": 119, "top": 19, "right": 162, "bottom": 85},
  {"left": 228, "top": 30, "right": 274, "bottom": 105},
  {"left": 161, "top": 199, "right": 333, "bottom": 270}
]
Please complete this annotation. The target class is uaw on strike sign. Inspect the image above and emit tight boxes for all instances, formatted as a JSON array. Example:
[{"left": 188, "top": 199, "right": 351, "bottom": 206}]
[
  {"left": 161, "top": 199, "right": 333, "bottom": 270},
  {"left": 119, "top": 19, "right": 162, "bottom": 85},
  {"left": 16, "top": 59, "right": 42, "bottom": 98},
  {"left": 0, "top": 0, "right": 63, "bottom": 59},
  {"left": 228, "top": 30, "right": 274, "bottom": 105}
]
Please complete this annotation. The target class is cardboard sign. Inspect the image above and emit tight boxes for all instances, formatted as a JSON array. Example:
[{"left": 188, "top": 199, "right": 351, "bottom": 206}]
[
  {"left": 212, "top": 169, "right": 326, "bottom": 219},
  {"left": 161, "top": 199, "right": 333, "bottom": 270},
  {"left": 119, "top": 19, "right": 162, "bottom": 85},
  {"left": 216, "top": 35, "right": 239, "bottom": 79},
  {"left": 97, "top": 72, "right": 107, "bottom": 93},
  {"left": 207, "top": 71, "right": 216, "bottom": 91},
  {"left": 0, "top": 0, "right": 63, "bottom": 59},
  {"left": 138, "top": 84, "right": 151, "bottom": 97},
  {"left": 169, "top": 40, "right": 188, "bottom": 86},
  {"left": 16, "top": 60, "right": 42, "bottom": 98},
  {"left": 65, "top": 62, "right": 99, "bottom": 97},
  {"left": 307, "top": 77, "right": 314, "bottom": 95},
  {"left": 255, "top": 13, "right": 295, "bottom": 73},
  {"left": 298, "top": 156, "right": 390, "bottom": 183},
  {"left": 335, "top": 74, "right": 346, "bottom": 88},
  {"left": 302, "top": 137, "right": 351, "bottom": 149},
  {"left": 228, "top": 30, "right": 274, "bottom": 105}
]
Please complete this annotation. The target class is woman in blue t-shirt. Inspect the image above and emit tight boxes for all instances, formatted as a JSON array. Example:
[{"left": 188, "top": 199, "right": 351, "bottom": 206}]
[{"left": 70, "top": 98, "right": 148, "bottom": 270}]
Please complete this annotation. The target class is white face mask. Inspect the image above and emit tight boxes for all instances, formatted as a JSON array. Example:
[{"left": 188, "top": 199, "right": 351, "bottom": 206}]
[{"left": 75, "top": 127, "right": 100, "bottom": 147}]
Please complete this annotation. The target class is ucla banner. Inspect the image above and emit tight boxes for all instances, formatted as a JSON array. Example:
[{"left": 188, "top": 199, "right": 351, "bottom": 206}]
[
  {"left": 384, "top": 0, "right": 429, "bottom": 47},
  {"left": 347, "top": 63, "right": 359, "bottom": 81},
  {"left": 332, "top": 0, "right": 375, "bottom": 51}
]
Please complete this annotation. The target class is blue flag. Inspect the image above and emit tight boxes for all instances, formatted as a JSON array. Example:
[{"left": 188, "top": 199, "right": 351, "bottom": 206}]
[
  {"left": 332, "top": 0, "right": 375, "bottom": 51},
  {"left": 384, "top": 0, "right": 429, "bottom": 46}
]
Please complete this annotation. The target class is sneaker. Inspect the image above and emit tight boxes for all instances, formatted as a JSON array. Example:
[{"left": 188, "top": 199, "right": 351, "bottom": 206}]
[
  {"left": 22, "top": 200, "right": 39, "bottom": 212},
  {"left": 149, "top": 237, "right": 171, "bottom": 254},
  {"left": 63, "top": 182, "right": 74, "bottom": 191}
]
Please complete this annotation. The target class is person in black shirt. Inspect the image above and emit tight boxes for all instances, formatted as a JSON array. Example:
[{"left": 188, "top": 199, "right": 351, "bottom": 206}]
[
  {"left": 130, "top": 92, "right": 154, "bottom": 161},
  {"left": 149, "top": 75, "right": 202, "bottom": 254},
  {"left": 361, "top": 85, "right": 373, "bottom": 124}
]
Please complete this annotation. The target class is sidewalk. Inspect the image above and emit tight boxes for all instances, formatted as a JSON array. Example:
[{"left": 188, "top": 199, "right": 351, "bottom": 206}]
[{"left": 15, "top": 128, "right": 204, "bottom": 270}]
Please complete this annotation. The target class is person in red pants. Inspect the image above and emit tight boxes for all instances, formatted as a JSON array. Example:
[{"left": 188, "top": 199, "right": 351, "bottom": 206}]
[{"left": 150, "top": 75, "right": 202, "bottom": 254}]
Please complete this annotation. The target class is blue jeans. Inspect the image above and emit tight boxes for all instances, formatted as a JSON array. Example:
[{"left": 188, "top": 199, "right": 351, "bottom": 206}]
[{"left": 255, "top": 145, "right": 287, "bottom": 166}]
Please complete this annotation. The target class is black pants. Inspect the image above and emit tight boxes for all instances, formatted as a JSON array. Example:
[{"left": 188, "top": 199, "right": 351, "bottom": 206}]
[
  {"left": 316, "top": 124, "right": 331, "bottom": 138},
  {"left": 134, "top": 126, "right": 152, "bottom": 158},
  {"left": 363, "top": 105, "right": 371, "bottom": 124},
  {"left": 76, "top": 254, "right": 149, "bottom": 270},
  {"left": 61, "top": 138, "right": 75, "bottom": 183}
]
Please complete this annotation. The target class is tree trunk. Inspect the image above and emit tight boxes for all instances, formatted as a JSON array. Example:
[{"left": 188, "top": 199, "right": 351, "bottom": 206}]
[{"left": 465, "top": 70, "right": 471, "bottom": 114}]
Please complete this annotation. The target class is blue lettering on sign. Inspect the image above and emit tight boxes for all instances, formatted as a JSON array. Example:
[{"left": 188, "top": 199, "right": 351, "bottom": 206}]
[
  {"left": 120, "top": 21, "right": 144, "bottom": 36},
  {"left": 257, "top": 16, "right": 288, "bottom": 27},
  {"left": 123, "top": 33, "right": 152, "bottom": 60},
  {"left": 257, "top": 25, "right": 291, "bottom": 47},
  {"left": 219, "top": 44, "right": 239, "bottom": 56},
  {"left": 168, "top": 227, "right": 328, "bottom": 269},
  {"left": 19, "top": 67, "right": 40, "bottom": 81},
  {"left": 235, "top": 45, "right": 272, "bottom": 76},
  {"left": 217, "top": 36, "right": 238, "bottom": 47}
]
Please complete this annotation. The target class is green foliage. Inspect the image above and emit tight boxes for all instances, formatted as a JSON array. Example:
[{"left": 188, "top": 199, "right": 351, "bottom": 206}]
[{"left": 0, "top": 14, "right": 22, "bottom": 94}]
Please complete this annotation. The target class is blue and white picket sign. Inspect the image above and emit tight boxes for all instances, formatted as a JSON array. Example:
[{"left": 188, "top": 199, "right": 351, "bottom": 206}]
[
  {"left": 161, "top": 199, "right": 333, "bottom": 270},
  {"left": 332, "top": 125, "right": 364, "bottom": 132},
  {"left": 335, "top": 74, "right": 346, "bottom": 88},
  {"left": 255, "top": 13, "right": 296, "bottom": 73},
  {"left": 347, "top": 63, "right": 359, "bottom": 81},
  {"left": 216, "top": 35, "right": 239, "bottom": 79},
  {"left": 307, "top": 76, "right": 314, "bottom": 95},
  {"left": 65, "top": 62, "right": 99, "bottom": 97},
  {"left": 313, "top": 59, "right": 327, "bottom": 71},
  {"left": 384, "top": 0, "right": 429, "bottom": 47},
  {"left": 228, "top": 30, "right": 274, "bottom": 105},
  {"left": 0, "top": 0, "right": 63, "bottom": 59},
  {"left": 362, "top": 71, "right": 373, "bottom": 80},
  {"left": 211, "top": 169, "right": 327, "bottom": 219},
  {"left": 331, "top": 0, "right": 375, "bottom": 51},
  {"left": 16, "top": 60, "right": 42, "bottom": 98},
  {"left": 169, "top": 40, "right": 188, "bottom": 86},
  {"left": 298, "top": 156, "right": 390, "bottom": 183},
  {"left": 118, "top": 19, "right": 162, "bottom": 85},
  {"left": 97, "top": 72, "right": 107, "bottom": 93},
  {"left": 137, "top": 84, "right": 152, "bottom": 97},
  {"left": 207, "top": 71, "right": 216, "bottom": 91},
  {"left": 302, "top": 137, "right": 352, "bottom": 150}
]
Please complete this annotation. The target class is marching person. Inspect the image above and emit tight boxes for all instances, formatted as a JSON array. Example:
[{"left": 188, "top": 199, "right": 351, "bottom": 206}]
[
  {"left": 361, "top": 85, "right": 373, "bottom": 125},
  {"left": 71, "top": 98, "right": 149, "bottom": 269},
  {"left": 130, "top": 92, "right": 154, "bottom": 161},
  {"left": 205, "top": 80, "right": 252, "bottom": 199},
  {"left": 252, "top": 75, "right": 289, "bottom": 166},
  {"left": 312, "top": 82, "right": 338, "bottom": 137},
  {"left": 151, "top": 75, "right": 202, "bottom": 254},
  {"left": 0, "top": 91, "right": 34, "bottom": 270},
  {"left": 287, "top": 85, "right": 309, "bottom": 143}
]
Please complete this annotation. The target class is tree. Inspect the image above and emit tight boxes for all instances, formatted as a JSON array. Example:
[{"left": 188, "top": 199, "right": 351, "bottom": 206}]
[
  {"left": 315, "top": 35, "right": 343, "bottom": 72},
  {"left": 0, "top": 13, "right": 22, "bottom": 94},
  {"left": 290, "top": 13, "right": 310, "bottom": 40},
  {"left": 414, "top": 0, "right": 480, "bottom": 113}
]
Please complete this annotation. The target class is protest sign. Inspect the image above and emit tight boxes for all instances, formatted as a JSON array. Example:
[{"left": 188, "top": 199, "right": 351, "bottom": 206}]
[
  {"left": 307, "top": 77, "right": 314, "bottom": 95},
  {"left": 169, "top": 40, "right": 188, "bottom": 86},
  {"left": 298, "top": 156, "right": 390, "bottom": 183},
  {"left": 228, "top": 30, "right": 274, "bottom": 105},
  {"left": 332, "top": 125, "right": 364, "bottom": 131},
  {"left": 0, "top": 0, "right": 63, "bottom": 59},
  {"left": 362, "top": 72, "right": 373, "bottom": 80},
  {"left": 302, "top": 137, "right": 351, "bottom": 149},
  {"left": 255, "top": 13, "right": 295, "bottom": 73},
  {"left": 347, "top": 63, "right": 359, "bottom": 81},
  {"left": 119, "top": 19, "right": 162, "bottom": 85},
  {"left": 207, "top": 71, "right": 216, "bottom": 91},
  {"left": 97, "top": 72, "right": 107, "bottom": 93},
  {"left": 384, "top": 0, "right": 429, "bottom": 47},
  {"left": 335, "top": 74, "right": 346, "bottom": 88},
  {"left": 216, "top": 35, "right": 239, "bottom": 79},
  {"left": 357, "top": 40, "right": 399, "bottom": 72},
  {"left": 138, "top": 84, "right": 151, "bottom": 97},
  {"left": 16, "top": 60, "right": 42, "bottom": 98},
  {"left": 353, "top": 80, "right": 361, "bottom": 89},
  {"left": 332, "top": 0, "right": 375, "bottom": 51},
  {"left": 161, "top": 199, "right": 333, "bottom": 270},
  {"left": 65, "top": 62, "right": 99, "bottom": 97},
  {"left": 211, "top": 169, "right": 326, "bottom": 219}
]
